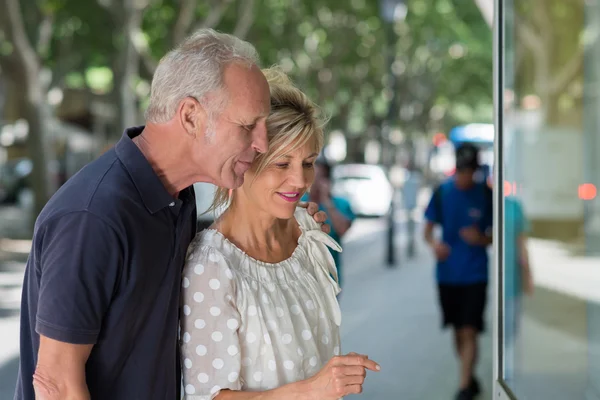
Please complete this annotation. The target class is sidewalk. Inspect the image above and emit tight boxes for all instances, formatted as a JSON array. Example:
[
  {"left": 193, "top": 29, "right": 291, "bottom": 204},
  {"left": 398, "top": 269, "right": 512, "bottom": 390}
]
[
  {"left": 339, "top": 221, "right": 494, "bottom": 399},
  {"left": 0, "top": 242, "right": 27, "bottom": 399},
  {"left": 0, "top": 205, "right": 31, "bottom": 240},
  {"left": 0, "top": 205, "right": 30, "bottom": 399}
]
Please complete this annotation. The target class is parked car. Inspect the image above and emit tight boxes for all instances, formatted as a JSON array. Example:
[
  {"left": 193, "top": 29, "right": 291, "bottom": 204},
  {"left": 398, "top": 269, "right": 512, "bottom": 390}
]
[
  {"left": 0, "top": 158, "right": 32, "bottom": 204},
  {"left": 332, "top": 163, "right": 394, "bottom": 217}
]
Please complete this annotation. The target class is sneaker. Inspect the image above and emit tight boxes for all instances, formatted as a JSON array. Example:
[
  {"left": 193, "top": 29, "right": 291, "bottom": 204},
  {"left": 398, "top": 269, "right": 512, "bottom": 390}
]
[
  {"left": 469, "top": 376, "right": 481, "bottom": 396},
  {"left": 455, "top": 388, "right": 473, "bottom": 400}
]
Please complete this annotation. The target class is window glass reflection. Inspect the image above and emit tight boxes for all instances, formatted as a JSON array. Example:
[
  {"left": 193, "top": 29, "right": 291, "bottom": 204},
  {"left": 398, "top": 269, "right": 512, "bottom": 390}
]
[{"left": 502, "top": 0, "right": 600, "bottom": 398}]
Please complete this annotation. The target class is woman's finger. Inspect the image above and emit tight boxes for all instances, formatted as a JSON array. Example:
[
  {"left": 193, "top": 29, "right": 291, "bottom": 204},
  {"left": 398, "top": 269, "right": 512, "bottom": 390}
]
[{"left": 340, "top": 355, "right": 380, "bottom": 371}]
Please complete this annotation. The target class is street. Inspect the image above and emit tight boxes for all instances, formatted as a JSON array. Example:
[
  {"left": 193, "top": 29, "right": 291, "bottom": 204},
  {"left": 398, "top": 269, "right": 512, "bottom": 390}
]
[
  {"left": 339, "top": 216, "right": 493, "bottom": 399},
  {"left": 0, "top": 201, "right": 494, "bottom": 399}
]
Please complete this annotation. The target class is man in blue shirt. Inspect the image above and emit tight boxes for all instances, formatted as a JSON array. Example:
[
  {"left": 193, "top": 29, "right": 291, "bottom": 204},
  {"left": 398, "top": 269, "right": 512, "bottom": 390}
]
[
  {"left": 303, "top": 158, "right": 355, "bottom": 288},
  {"left": 15, "top": 30, "right": 330, "bottom": 400},
  {"left": 424, "top": 143, "right": 493, "bottom": 400}
]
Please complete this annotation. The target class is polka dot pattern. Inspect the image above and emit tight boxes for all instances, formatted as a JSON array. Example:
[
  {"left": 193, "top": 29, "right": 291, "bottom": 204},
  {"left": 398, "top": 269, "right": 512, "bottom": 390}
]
[
  {"left": 193, "top": 292, "right": 204, "bottom": 303},
  {"left": 195, "top": 319, "right": 206, "bottom": 330},
  {"left": 180, "top": 209, "right": 341, "bottom": 396},
  {"left": 284, "top": 360, "right": 295, "bottom": 370},
  {"left": 196, "top": 345, "right": 207, "bottom": 356},
  {"left": 227, "top": 319, "right": 239, "bottom": 330}
]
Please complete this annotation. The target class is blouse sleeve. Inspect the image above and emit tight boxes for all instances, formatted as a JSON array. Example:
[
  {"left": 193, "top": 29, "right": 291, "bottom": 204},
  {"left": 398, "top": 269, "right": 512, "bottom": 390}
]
[{"left": 181, "top": 244, "right": 242, "bottom": 399}]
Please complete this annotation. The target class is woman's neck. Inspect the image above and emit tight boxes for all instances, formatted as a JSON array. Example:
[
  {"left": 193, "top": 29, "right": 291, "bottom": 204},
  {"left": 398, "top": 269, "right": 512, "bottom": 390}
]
[{"left": 216, "top": 199, "right": 300, "bottom": 263}]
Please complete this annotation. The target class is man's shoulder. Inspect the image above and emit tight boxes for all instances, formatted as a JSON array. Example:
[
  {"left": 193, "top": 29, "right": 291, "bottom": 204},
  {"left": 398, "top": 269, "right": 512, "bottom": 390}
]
[
  {"left": 37, "top": 150, "right": 136, "bottom": 228},
  {"left": 434, "top": 178, "right": 453, "bottom": 193}
]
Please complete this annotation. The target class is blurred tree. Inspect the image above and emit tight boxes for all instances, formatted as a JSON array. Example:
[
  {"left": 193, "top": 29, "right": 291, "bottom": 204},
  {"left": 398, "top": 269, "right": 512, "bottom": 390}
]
[
  {"left": 513, "top": 0, "right": 583, "bottom": 126},
  {"left": 0, "top": 0, "right": 56, "bottom": 221},
  {"left": 0, "top": 0, "right": 494, "bottom": 223}
]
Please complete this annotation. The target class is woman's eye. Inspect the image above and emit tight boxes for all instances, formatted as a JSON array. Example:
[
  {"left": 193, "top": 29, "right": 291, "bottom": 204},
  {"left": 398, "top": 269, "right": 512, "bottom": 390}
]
[
  {"left": 275, "top": 163, "right": 289, "bottom": 168},
  {"left": 243, "top": 124, "right": 256, "bottom": 131},
  {"left": 303, "top": 163, "right": 315, "bottom": 169}
]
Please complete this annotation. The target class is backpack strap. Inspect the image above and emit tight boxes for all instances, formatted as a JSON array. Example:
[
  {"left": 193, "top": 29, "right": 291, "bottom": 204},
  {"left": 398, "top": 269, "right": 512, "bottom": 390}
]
[{"left": 433, "top": 184, "right": 444, "bottom": 225}]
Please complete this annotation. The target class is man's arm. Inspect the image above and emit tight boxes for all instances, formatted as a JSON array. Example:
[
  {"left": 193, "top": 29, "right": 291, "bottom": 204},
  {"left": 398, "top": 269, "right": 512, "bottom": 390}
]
[
  {"left": 33, "top": 212, "right": 123, "bottom": 398},
  {"left": 34, "top": 337, "right": 92, "bottom": 400},
  {"left": 424, "top": 221, "right": 436, "bottom": 246}
]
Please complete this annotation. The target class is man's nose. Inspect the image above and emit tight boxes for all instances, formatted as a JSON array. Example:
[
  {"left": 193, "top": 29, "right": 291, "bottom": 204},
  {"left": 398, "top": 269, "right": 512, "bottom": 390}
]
[{"left": 251, "top": 122, "right": 269, "bottom": 154}]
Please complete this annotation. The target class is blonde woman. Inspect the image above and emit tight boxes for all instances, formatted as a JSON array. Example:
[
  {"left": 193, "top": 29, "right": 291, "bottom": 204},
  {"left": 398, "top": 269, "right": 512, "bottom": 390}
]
[{"left": 180, "top": 69, "right": 379, "bottom": 400}]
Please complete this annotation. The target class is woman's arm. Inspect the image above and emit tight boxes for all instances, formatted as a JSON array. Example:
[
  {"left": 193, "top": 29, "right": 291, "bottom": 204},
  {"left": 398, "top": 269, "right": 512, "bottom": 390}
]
[
  {"left": 215, "top": 382, "right": 307, "bottom": 400},
  {"left": 181, "top": 245, "right": 243, "bottom": 397},
  {"left": 215, "top": 354, "right": 380, "bottom": 400}
]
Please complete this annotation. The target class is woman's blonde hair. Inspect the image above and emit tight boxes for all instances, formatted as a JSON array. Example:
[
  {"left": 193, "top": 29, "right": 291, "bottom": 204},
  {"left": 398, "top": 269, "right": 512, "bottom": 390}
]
[{"left": 208, "top": 66, "right": 326, "bottom": 214}]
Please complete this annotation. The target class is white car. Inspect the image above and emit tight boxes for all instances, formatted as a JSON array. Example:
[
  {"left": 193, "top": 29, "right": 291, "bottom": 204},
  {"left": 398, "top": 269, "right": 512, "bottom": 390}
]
[{"left": 332, "top": 164, "right": 394, "bottom": 217}]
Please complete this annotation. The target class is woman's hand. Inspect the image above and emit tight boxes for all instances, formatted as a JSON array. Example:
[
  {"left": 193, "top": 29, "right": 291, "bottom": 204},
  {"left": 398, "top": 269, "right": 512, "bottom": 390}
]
[{"left": 304, "top": 353, "right": 380, "bottom": 399}]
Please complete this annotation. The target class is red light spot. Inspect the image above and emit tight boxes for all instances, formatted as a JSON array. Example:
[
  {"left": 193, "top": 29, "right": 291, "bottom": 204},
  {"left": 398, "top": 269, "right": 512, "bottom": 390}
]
[
  {"left": 432, "top": 133, "right": 447, "bottom": 146},
  {"left": 579, "top": 183, "right": 597, "bottom": 201},
  {"left": 504, "top": 180, "right": 512, "bottom": 196}
]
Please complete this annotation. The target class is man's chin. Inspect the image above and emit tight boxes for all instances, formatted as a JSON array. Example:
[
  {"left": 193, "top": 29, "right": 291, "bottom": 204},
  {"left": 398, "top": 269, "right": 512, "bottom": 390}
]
[{"left": 230, "top": 173, "right": 245, "bottom": 189}]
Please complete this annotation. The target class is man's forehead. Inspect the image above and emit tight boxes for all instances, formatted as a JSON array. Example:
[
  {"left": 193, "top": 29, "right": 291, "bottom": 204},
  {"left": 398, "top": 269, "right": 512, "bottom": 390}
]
[{"left": 224, "top": 66, "right": 270, "bottom": 117}]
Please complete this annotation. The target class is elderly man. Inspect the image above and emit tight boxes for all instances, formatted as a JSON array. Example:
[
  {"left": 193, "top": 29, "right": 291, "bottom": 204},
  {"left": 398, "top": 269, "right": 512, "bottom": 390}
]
[{"left": 14, "top": 29, "right": 329, "bottom": 400}]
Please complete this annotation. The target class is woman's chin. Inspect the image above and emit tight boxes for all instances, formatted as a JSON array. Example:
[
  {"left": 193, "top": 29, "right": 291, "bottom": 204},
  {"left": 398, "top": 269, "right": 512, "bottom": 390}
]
[{"left": 269, "top": 203, "right": 298, "bottom": 220}]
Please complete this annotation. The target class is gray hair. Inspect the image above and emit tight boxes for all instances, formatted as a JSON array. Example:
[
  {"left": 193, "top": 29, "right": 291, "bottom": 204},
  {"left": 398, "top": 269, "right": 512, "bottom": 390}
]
[{"left": 145, "top": 28, "right": 260, "bottom": 123}]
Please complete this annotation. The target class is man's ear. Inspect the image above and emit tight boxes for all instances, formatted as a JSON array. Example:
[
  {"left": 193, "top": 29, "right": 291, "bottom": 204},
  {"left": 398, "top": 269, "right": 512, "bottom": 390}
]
[{"left": 178, "top": 97, "right": 207, "bottom": 137}]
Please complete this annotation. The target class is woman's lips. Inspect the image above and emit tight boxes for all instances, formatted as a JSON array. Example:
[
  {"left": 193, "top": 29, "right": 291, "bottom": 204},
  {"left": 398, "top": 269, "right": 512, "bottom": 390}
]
[{"left": 277, "top": 192, "right": 301, "bottom": 202}]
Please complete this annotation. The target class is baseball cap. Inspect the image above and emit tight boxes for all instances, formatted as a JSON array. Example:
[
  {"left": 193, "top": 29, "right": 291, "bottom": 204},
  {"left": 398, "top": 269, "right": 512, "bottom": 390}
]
[{"left": 455, "top": 143, "right": 480, "bottom": 170}]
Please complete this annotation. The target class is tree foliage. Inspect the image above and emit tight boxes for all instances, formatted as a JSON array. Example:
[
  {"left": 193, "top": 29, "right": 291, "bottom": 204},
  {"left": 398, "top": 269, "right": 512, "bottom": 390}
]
[{"left": 0, "top": 0, "right": 493, "bottom": 222}]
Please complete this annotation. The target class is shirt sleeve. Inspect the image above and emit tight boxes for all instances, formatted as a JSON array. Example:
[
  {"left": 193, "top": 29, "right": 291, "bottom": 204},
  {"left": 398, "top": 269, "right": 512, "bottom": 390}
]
[
  {"left": 337, "top": 197, "right": 356, "bottom": 223},
  {"left": 35, "top": 211, "right": 123, "bottom": 344},
  {"left": 514, "top": 199, "right": 530, "bottom": 235},
  {"left": 181, "top": 245, "right": 242, "bottom": 399}
]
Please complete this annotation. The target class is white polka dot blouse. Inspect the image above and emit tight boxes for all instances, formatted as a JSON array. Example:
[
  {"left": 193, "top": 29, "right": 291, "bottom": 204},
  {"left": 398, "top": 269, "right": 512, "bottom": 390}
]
[{"left": 180, "top": 208, "right": 343, "bottom": 399}]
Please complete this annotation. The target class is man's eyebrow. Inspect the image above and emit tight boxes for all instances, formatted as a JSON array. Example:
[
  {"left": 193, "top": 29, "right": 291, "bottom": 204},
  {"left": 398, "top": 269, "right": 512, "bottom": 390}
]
[{"left": 240, "top": 114, "right": 268, "bottom": 124}]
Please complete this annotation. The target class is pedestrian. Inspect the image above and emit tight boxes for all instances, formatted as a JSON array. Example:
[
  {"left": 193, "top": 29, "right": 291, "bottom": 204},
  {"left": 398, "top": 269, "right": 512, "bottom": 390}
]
[
  {"left": 181, "top": 68, "right": 378, "bottom": 399},
  {"left": 423, "top": 143, "right": 493, "bottom": 400},
  {"left": 402, "top": 161, "right": 423, "bottom": 257},
  {"left": 302, "top": 157, "right": 354, "bottom": 289},
  {"left": 503, "top": 195, "right": 533, "bottom": 383},
  {"left": 14, "top": 29, "right": 330, "bottom": 400}
]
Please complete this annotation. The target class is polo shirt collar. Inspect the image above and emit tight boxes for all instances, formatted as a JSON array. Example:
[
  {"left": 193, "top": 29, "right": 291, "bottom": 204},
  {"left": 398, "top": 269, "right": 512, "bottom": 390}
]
[{"left": 115, "top": 126, "right": 177, "bottom": 214}]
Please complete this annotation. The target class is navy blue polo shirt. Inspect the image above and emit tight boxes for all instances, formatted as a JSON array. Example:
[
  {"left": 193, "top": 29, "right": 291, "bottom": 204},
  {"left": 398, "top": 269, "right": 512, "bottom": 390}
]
[{"left": 15, "top": 127, "right": 196, "bottom": 399}]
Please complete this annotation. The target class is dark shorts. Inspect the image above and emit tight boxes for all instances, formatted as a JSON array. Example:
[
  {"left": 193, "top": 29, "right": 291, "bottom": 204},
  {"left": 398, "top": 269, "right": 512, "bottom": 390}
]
[{"left": 438, "top": 282, "right": 487, "bottom": 333}]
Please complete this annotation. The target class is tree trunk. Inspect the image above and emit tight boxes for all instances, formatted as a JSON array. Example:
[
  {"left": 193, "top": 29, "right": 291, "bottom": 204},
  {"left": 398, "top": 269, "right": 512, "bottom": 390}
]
[
  {"left": 112, "top": 0, "right": 143, "bottom": 136},
  {"left": 24, "top": 86, "right": 54, "bottom": 222},
  {"left": 0, "top": 0, "right": 55, "bottom": 230}
]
